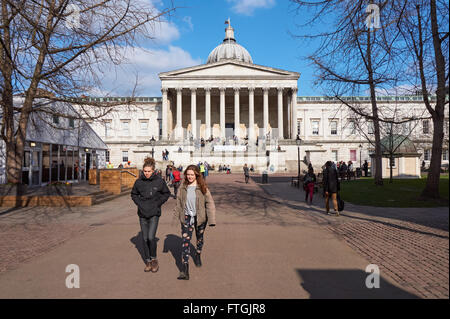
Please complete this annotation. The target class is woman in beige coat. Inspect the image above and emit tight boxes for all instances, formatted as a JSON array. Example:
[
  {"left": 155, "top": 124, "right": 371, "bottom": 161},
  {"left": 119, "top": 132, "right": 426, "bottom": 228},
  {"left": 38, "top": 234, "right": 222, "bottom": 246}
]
[{"left": 173, "top": 164, "right": 216, "bottom": 280}]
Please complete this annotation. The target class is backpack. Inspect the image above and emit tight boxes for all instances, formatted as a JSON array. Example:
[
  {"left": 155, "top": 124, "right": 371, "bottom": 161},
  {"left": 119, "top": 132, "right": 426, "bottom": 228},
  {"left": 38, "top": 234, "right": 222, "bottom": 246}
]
[{"left": 337, "top": 193, "right": 345, "bottom": 212}]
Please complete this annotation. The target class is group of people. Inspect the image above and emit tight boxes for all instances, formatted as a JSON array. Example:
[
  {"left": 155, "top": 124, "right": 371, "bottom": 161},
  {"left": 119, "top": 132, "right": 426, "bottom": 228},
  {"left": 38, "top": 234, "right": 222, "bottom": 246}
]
[
  {"left": 336, "top": 161, "right": 355, "bottom": 180},
  {"left": 131, "top": 157, "right": 216, "bottom": 280},
  {"left": 218, "top": 164, "right": 232, "bottom": 174},
  {"left": 162, "top": 149, "right": 170, "bottom": 161}
]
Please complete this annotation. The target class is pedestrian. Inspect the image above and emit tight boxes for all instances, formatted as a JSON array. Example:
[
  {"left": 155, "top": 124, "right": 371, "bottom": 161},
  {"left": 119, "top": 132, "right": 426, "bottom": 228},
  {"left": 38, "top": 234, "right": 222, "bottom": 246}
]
[
  {"left": 165, "top": 149, "right": 170, "bottom": 161},
  {"left": 323, "top": 161, "right": 340, "bottom": 216},
  {"left": 243, "top": 163, "right": 250, "bottom": 183},
  {"left": 199, "top": 162, "right": 205, "bottom": 177},
  {"left": 173, "top": 165, "right": 216, "bottom": 280},
  {"left": 131, "top": 157, "right": 171, "bottom": 273},
  {"left": 162, "top": 150, "right": 166, "bottom": 161},
  {"left": 204, "top": 163, "right": 209, "bottom": 179},
  {"left": 363, "top": 160, "right": 369, "bottom": 177},
  {"left": 172, "top": 167, "right": 181, "bottom": 199},
  {"left": 303, "top": 168, "right": 316, "bottom": 204},
  {"left": 347, "top": 161, "right": 354, "bottom": 180}
]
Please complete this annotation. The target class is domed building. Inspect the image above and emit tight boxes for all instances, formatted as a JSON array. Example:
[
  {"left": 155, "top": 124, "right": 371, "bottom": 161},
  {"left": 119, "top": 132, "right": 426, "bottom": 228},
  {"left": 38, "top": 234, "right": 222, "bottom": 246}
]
[{"left": 370, "top": 135, "right": 422, "bottom": 178}]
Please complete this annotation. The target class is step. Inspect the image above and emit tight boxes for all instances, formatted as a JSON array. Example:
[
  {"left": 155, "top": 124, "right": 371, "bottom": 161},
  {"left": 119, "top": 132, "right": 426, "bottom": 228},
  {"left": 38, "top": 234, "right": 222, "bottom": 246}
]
[{"left": 93, "top": 189, "right": 132, "bottom": 205}]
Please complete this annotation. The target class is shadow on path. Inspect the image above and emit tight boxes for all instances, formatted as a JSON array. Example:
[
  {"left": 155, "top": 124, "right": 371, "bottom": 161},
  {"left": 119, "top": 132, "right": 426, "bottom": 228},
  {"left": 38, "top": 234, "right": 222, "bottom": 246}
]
[
  {"left": 296, "top": 269, "right": 420, "bottom": 299},
  {"left": 130, "top": 232, "right": 160, "bottom": 264}
]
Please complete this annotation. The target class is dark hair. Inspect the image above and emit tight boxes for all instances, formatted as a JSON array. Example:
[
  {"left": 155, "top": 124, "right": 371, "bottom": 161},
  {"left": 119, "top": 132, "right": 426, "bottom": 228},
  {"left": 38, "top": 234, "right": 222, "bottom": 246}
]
[
  {"left": 143, "top": 157, "right": 155, "bottom": 170},
  {"left": 184, "top": 164, "right": 208, "bottom": 195}
]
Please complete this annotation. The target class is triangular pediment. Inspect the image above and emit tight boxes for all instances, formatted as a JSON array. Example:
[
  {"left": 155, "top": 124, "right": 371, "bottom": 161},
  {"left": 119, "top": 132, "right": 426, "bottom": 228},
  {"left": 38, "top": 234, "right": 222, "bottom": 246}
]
[{"left": 159, "top": 60, "right": 299, "bottom": 79}]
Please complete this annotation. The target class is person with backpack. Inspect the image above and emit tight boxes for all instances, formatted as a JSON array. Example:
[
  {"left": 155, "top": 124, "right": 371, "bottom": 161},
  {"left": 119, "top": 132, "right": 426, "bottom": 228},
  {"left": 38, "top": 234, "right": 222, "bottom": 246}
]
[
  {"left": 172, "top": 166, "right": 181, "bottom": 199},
  {"left": 323, "top": 161, "right": 340, "bottom": 216},
  {"left": 173, "top": 165, "right": 216, "bottom": 280},
  {"left": 131, "top": 157, "right": 171, "bottom": 273},
  {"left": 303, "top": 168, "right": 316, "bottom": 204}
]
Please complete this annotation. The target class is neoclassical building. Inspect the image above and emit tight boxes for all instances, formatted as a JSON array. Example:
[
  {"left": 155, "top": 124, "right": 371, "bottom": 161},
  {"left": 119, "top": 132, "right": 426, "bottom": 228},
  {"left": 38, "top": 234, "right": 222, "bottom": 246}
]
[{"left": 85, "top": 23, "right": 448, "bottom": 174}]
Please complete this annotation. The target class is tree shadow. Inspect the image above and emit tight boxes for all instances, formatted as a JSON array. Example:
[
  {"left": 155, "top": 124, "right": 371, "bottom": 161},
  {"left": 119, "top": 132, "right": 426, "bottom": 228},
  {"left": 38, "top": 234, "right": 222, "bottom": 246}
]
[
  {"left": 130, "top": 232, "right": 160, "bottom": 264},
  {"left": 296, "top": 269, "right": 420, "bottom": 299}
]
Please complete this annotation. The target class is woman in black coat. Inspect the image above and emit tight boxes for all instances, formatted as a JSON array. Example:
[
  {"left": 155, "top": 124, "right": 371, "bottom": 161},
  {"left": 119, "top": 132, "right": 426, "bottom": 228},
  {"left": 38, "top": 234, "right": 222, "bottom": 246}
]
[{"left": 323, "top": 161, "right": 340, "bottom": 216}]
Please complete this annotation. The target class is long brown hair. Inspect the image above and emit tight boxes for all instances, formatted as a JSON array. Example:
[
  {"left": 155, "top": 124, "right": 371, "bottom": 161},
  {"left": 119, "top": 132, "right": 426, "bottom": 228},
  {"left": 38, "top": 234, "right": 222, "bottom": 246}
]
[{"left": 184, "top": 164, "right": 208, "bottom": 195}]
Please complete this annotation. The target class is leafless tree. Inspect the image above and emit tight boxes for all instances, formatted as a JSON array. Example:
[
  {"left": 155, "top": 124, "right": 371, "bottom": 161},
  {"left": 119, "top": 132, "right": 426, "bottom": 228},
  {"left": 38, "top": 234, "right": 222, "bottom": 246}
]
[{"left": 0, "top": 0, "right": 175, "bottom": 184}]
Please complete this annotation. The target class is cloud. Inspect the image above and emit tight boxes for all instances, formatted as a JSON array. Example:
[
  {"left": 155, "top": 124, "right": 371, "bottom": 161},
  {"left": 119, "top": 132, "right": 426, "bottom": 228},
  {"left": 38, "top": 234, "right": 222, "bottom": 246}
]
[
  {"left": 93, "top": 46, "right": 201, "bottom": 96},
  {"left": 227, "top": 0, "right": 276, "bottom": 15},
  {"left": 149, "top": 21, "right": 180, "bottom": 45},
  {"left": 183, "top": 16, "right": 194, "bottom": 31}
]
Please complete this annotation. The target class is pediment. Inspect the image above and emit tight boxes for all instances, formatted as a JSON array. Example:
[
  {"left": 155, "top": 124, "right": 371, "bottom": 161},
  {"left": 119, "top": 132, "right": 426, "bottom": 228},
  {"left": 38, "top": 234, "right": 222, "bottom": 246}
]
[{"left": 159, "top": 61, "right": 299, "bottom": 79}]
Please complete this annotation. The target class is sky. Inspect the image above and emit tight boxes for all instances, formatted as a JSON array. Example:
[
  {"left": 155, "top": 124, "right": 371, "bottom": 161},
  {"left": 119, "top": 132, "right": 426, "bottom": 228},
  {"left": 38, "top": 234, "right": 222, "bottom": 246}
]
[{"left": 96, "top": 0, "right": 324, "bottom": 97}]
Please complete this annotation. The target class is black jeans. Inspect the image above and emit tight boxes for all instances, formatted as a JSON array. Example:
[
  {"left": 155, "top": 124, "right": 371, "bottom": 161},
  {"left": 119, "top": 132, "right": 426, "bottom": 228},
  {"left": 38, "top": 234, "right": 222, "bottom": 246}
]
[
  {"left": 173, "top": 181, "right": 181, "bottom": 198},
  {"left": 139, "top": 216, "right": 159, "bottom": 262}
]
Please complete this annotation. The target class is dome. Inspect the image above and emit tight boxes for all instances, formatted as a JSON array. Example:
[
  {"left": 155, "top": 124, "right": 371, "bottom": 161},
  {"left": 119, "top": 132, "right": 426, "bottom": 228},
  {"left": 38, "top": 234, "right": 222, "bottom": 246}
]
[
  {"left": 207, "top": 22, "right": 253, "bottom": 64},
  {"left": 380, "top": 135, "right": 417, "bottom": 154}
]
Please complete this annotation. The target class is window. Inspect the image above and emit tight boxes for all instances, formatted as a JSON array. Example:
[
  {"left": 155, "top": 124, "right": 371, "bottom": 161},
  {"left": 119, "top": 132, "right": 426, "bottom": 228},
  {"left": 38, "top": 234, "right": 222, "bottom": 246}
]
[
  {"left": 368, "top": 121, "right": 374, "bottom": 134},
  {"left": 330, "top": 121, "right": 338, "bottom": 135},
  {"left": 312, "top": 120, "right": 319, "bottom": 135},
  {"left": 348, "top": 119, "right": 356, "bottom": 134},
  {"left": 52, "top": 115, "right": 59, "bottom": 124},
  {"left": 105, "top": 121, "right": 112, "bottom": 137},
  {"left": 297, "top": 120, "right": 302, "bottom": 136},
  {"left": 443, "top": 150, "right": 448, "bottom": 161},
  {"left": 122, "top": 151, "right": 128, "bottom": 162},
  {"left": 140, "top": 120, "right": 149, "bottom": 135},
  {"left": 121, "top": 120, "right": 130, "bottom": 136},
  {"left": 69, "top": 118, "right": 74, "bottom": 128},
  {"left": 350, "top": 149, "right": 357, "bottom": 162},
  {"left": 105, "top": 150, "right": 110, "bottom": 163},
  {"left": 424, "top": 149, "right": 431, "bottom": 161},
  {"left": 388, "top": 157, "right": 396, "bottom": 168},
  {"left": 332, "top": 150, "right": 338, "bottom": 162},
  {"left": 423, "top": 120, "right": 430, "bottom": 134}
]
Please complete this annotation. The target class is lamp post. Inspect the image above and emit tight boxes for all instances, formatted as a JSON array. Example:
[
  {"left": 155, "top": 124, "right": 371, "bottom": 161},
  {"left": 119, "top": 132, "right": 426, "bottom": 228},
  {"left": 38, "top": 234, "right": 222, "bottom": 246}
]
[
  {"left": 150, "top": 136, "right": 156, "bottom": 158},
  {"left": 296, "top": 135, "right": 302, "bottom": 188}
]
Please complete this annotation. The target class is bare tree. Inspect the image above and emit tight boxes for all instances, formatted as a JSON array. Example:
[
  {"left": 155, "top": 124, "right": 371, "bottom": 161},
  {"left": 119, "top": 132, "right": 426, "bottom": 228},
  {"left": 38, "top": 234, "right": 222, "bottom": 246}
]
[
  {"left": 0, "top": 0, "right": 175, "bottom": 184},
  {"left": 394, "top": 0, "right": 449, "bottom": 199},
  {"left": 291, "top": 0, "right": 407, "bottom": 186}
]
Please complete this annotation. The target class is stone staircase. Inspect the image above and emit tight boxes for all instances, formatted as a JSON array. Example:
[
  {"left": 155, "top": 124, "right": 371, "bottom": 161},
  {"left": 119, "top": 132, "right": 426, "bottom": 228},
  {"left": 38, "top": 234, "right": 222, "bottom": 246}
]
[{"left": 91, "top": 185, "right": 132, "bottom": 205}]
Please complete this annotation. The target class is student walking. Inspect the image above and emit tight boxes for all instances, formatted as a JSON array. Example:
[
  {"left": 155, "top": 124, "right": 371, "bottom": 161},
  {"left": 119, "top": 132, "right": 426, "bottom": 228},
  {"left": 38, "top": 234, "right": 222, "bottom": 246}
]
[
  {"left": 243, "top": 163, "right": 250, "bottom": 183},
  {"left": 131, "top": 157, "right": 171, "bottom": 273},
  {"left": 323, "top": 161, "right": 340, "bottom": 216},
  {"left": 172, "top": 167, "right": 181, "bottom": 199},
  {"left": 303, "top": 168, "right": 316, "bottom": 204},
  {"left": 173, "top": 165, "right": 216, "bottom": 280}
]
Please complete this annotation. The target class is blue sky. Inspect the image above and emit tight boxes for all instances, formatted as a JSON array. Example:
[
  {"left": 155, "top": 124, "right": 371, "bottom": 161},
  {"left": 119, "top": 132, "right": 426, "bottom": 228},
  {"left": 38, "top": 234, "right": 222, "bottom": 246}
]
[{"left": 97, "top": 0, "right": 323, "bottom": 97}]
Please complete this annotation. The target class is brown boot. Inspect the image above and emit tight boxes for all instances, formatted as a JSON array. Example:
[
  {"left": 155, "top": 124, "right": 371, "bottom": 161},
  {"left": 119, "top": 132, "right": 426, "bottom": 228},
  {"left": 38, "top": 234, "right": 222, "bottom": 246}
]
[
  {"left": 144, "top": 261, "right": 152, "bottom": 272},
  {"left": 150, "top": 259, "right": 159, "bottom": 273}
]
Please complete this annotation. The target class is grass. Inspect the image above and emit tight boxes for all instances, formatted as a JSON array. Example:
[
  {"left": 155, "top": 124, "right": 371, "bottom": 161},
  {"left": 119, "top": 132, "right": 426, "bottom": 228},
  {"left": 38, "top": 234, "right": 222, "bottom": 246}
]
[{"left": 339, "top": 175, "right": 449, "bottom": 208}]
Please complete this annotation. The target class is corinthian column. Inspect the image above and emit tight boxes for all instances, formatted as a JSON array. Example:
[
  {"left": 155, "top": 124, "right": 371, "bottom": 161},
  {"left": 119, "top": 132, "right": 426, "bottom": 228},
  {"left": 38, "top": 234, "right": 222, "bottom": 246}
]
[
  {"left": 220, "top": 87, "right": 226, "bottom": 139},
  {"left": 277, "top": 87, "right": 284, "bottom": 139},
  {"left": 161, "top": 87, "right": 168, "bottom": 140},
  {"left": 205, "top": 87, "right": 211, "bottom": 139},
  {"left": 234, "top": 87, "right": 240, "bottom": 139},
  {"left": 176, "top": 88, "right": 182, "bottom": 139},
  {"left": 263, "top": 87, "right": 269, "bottom": 137},
  {"left": 191, "top": 88, "right": 197, "bottom": 139},
  {"left": 248, "top": 87, "right": 255, "bottom": 141},
  {"left": 291, "top": 88, "right": 298, "bottom": 138}
]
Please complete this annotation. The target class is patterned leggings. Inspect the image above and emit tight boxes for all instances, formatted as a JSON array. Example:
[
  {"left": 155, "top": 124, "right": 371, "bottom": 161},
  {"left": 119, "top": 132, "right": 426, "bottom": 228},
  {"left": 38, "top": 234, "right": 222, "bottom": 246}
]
[{"left": 181, "top": 215, "right": 207, "bottom": 264}]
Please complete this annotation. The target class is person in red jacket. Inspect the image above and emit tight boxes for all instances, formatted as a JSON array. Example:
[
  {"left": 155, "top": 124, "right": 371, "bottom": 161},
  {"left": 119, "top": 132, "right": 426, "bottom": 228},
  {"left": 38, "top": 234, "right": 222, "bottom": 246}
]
[{"left": 172, "top": 166, "right": 181, "bottom": 199}]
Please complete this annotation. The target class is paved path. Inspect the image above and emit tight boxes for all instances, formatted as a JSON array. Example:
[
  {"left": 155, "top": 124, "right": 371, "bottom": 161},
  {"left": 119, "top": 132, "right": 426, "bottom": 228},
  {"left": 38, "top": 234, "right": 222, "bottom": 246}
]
[{"left": 0, "top": 174, "right": 442, "bottom": 298}]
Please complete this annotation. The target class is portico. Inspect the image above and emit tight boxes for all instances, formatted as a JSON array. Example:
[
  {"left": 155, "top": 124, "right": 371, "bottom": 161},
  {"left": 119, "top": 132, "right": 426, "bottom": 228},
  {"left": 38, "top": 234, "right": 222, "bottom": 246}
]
[{"left": 159, "top": 23, "right": 300, "bottom": 142}]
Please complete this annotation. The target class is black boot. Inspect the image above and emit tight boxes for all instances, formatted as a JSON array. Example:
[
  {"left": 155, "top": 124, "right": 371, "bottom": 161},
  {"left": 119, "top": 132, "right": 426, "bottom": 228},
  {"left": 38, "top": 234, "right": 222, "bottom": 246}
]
[
  {"left": 177, "top": 263, "right": 189, "bottom": 280},
  {"left": 193, "top": 252, "right": 202, "bottom": 268}
]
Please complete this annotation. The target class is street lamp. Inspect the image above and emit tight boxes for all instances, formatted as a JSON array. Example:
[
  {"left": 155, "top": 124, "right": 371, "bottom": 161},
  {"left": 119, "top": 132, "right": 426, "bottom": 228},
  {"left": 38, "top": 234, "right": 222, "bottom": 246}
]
[
  {"left": 150, "top": 136, "right": 156, "bottom": 158},
  {"left": 296, "top": 135, "right": 302, "bottom": 188}
]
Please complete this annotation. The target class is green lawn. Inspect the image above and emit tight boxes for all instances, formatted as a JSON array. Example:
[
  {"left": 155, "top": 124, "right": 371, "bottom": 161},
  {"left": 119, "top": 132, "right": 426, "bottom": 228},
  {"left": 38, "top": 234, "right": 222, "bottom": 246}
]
[{"left": 339, "top": 175, "right": 449, "bottom": 208}]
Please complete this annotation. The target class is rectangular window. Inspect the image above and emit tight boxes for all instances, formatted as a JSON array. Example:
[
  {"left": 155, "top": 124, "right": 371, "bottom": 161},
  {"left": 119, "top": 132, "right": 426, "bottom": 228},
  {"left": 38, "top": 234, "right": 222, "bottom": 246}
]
[
  {"left": 297, "top": 120, "right": 302, "bottom": 137},
  {"left": 122, "top": 151, "right": 128, "bottom": 163},
  {"left": 423, "top": 120, "right": 429, "bottom": 134},
  {"left": 53, "top": 115, "right": 59, "bottom": 124},
  {"left": 424, "top": 149, "right": 431, "bottom": 161},
  {"left": 105, "top": 121, "right": 112, "bottom": 137},
  {"left": 443, "top": 150, "right": 448, "bottom": 161},
  {"left": 312, "top": 120, "right": 319, "bottom": 135},
  {"left": 121, "top": 120, "right": 130, "bottom": 136},
  {"left": 105, "top": 150, "right": 110, "bottom": 163},
  {"left": 331, "top": 150, "right": 338, "bottom": 162},
  {"left": 368, "top": 121, "right": 374, "bottom": 134},
  {"left": 69, "top": 118, "right": 75, "bottom": 128},
  {"left": 348, "top": 119, "right": 356, "bottom": 134},
  {"left": 350, "top": 149, "right": 357, "bottom": 162},
  {"left": 140, "top": 120, "right": 149, "bottom": 135},
  {"left": 330, "top": 121, "right": 338, "bottom": 135}
]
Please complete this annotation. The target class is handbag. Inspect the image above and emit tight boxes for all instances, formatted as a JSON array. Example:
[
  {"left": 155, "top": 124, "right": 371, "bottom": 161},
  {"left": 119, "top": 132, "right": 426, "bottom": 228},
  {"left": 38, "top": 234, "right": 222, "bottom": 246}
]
[{"left": 337, "top": 192, "right": 345, "bottom": 212}]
